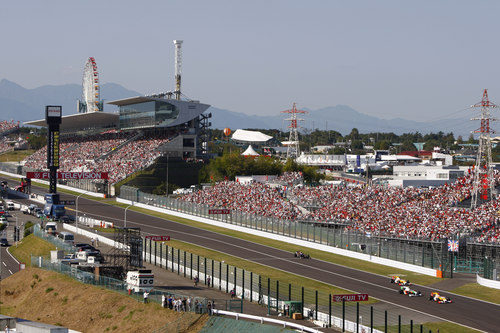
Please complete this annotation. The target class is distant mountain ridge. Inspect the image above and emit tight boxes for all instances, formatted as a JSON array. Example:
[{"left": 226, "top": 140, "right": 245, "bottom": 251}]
[{"left": 0, "top": 79, "right": 474, "bottom": 136}]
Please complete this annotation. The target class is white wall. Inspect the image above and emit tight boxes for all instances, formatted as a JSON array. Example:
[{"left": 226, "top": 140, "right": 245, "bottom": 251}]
[{"left": 476, "top": 274, "right": 500, "bottom": 290}]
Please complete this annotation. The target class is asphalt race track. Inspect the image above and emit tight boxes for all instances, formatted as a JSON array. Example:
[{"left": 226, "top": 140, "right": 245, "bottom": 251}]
[{"left": 5, "top": 178, "right": 499, "bottom": 332}]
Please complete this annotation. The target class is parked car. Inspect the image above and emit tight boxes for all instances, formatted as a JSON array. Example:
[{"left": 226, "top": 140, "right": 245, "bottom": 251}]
[
  {"left": 0, "top": 216, "right": 8, "bottom": 225},
  {"left": 0, "top": 237, "right": 8, "bottom": 246},
  {"left": 57, "top": 231, "right": 74, "bottom": 244}
]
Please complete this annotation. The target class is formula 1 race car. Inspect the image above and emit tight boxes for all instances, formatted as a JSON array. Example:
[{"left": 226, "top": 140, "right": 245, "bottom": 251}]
[
  {"left": 399, "top": 286, "right": 422, "bottom": 297},
  {"left": 390, "top": 276, "right": 411, "bottom": 286},
  {"left": 294, "top": 251, "right": 310, "bottom": 259},
  {"left": 429, "top": 292, "right": 452, "bottom": 304}
]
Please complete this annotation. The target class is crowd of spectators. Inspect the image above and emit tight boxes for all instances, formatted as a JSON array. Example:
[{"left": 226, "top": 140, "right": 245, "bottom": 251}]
[
  {"left": 0, "top": 137, "right": 12, "bottom": 154},
  {"left": 23, "top": 131, "right": 171, "bottom": 183},
  {"left": 276, "top": 171, "right": 303, "bottom": 184},
  {"left": 181, "top": 180, "right": 301, "bottom": 220},
  {"left": 0, "top": 120, "right": 18, "bottom": 136},
  {"left": 179, "top": 172, "right": 500, "bottom": 243}
]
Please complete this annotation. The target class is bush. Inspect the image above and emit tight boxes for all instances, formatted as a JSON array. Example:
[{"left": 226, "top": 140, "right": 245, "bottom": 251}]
[{"left": 24, "top": 221, "right": 34, "bottom": 237}]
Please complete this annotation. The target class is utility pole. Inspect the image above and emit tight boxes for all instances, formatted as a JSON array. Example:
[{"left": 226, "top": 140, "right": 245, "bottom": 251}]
[
  {"left": 470, "top": 89, "right": 498, "bottom": 209},
  {"left": 281, "top": 103, "right": 307, "bottom": 160}
]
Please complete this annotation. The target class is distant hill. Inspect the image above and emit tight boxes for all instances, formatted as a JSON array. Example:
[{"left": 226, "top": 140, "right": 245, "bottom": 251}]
[
  {"left": 0, "top": 79, "right": 475, "bottom": 136},
  {"left": 208, "top": 105, "right": 474, "bottom": 136},
  {"left": 0, "top": 79, "right": 140, "bottom": 121}
]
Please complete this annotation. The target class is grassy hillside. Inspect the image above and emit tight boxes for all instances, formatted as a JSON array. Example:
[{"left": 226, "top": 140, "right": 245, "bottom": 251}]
[
  {"left": 0, "top": 268, "right": 207, "bottom": 333},
  {"left": 9, "top": 234, "right": 56, "bottom": 266}
]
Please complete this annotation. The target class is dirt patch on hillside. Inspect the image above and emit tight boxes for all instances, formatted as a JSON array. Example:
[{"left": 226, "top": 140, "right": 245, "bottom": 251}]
[{"left": 0, "top": 268, "right": 208, "bottom": 332}]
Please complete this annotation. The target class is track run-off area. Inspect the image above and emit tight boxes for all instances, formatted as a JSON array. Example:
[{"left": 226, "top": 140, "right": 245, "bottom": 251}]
[{"left": 6, "top": 178, "right": 499, "bottom": 332}]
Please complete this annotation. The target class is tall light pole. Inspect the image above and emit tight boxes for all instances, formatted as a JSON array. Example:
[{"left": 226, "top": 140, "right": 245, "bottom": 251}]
[
  {"left": 75, "top": 192, "right": 88, "bottom": 231},
  {"left": 124, "top": 204, "right": 133, "bottom": 228}
]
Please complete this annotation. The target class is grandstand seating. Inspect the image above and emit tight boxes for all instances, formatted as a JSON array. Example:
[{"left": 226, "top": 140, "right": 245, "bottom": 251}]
[
  {"left": 23, "top": 131, "right": 172, "bottom": 183},
  {"left": 179, "top": 172, "right": 500, "bottom": 244},
  {"left": 0, "top": 120, "right": 18, "bottom": 136}
]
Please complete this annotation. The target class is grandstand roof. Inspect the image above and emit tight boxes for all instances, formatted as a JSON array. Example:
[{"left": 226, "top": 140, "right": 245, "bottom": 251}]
[
  {"left": 24, "top": 112, "right": 119, "bottom": 131},
  {"left": 232, "top": 129, "right": 273, "bottom": 143},
  {"left": 107, "top": 96, "right": 155, "bottom": 106}
]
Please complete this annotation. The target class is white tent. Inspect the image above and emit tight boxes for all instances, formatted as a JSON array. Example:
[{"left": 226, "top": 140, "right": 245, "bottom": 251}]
[
  {"left": 241, "top": 145, "right": 260, "bottom": 156},
  {"left": 232, "top": 129, "right": 273, "bottom": 143}
]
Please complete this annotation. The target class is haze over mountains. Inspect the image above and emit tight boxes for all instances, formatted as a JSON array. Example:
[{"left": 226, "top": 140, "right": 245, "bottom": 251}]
[{"left": 0, "top": 79, "right": 475, "bottom": 136}]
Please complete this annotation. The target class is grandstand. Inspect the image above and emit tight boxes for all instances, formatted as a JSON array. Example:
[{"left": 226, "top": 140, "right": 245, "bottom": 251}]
[
  {"left": 22, "top": 95, "right": 211, "bottom": 193},
  {"left": 179, "top": 171, "right": 500, "bottom": 244}
]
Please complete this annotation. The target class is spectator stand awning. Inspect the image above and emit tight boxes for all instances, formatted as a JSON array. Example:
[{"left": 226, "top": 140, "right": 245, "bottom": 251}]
[
  {"left": 241, "top": 145, "right": 259, "bottom": 156},
  {"left": 24, "top": 112, "right": 119, "bottom": 132},
  {"left": 232, "top": 129, "right": 273, "bottom": 143}
]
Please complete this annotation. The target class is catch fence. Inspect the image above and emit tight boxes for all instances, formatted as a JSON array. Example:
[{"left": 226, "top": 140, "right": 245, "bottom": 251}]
[
  {"left": 121, "top": 186, "right": 452, "bottom": 275},
  {"left": 144, "top": 238, "right": 436, "bottom": 333}
]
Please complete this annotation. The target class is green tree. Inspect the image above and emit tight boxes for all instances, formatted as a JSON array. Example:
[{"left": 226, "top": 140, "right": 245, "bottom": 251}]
[
  {"left": 373, "top": 140, "right": 390, "bottom": 150},
  {"left": 400, "top": 141, "right": 417, "bottom": 151}
]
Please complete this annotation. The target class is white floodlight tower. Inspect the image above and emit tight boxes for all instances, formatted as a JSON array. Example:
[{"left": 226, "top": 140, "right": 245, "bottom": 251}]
[
  {"left": 470, "top": 89, "right": 498, "bottom": 209},
  {"left": 173, "top": 40, "right": 183, "bottom": 100}
]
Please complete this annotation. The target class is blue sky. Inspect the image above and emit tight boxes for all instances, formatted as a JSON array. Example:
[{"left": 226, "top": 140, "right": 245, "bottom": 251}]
[{"left": 2, "top": 1, "right": 500, "bottom": 121}]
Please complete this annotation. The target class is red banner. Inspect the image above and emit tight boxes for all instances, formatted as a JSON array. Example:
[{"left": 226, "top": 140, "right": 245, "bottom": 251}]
[
  {"left": 26, "top": 171, "right": 109, "bottom": 180},
  {"left": 145, "top": 236, "right": 170, "bottom": 241},
  {"left": 332, "top": 294, "right": 369, "bottom": 302},
  {"left": 209, "top": 209, "right": 231, "bottom": 214}
]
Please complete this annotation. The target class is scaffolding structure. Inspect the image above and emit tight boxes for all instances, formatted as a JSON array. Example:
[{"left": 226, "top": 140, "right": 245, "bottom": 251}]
[
  {"left": 281, "top": 103, "right": 307, "bottom": 159},
  {"left": 470, "top": 89, "right": 498, "bottom": 209},
  {"left": 107, "top": 227, "right": 143, "bottom": 276}
]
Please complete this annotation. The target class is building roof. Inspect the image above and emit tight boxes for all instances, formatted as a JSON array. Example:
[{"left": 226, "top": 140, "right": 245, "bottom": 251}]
[
  {"left": 24, "top": 111, "right": 119, "bottom": 131},
  {"left": 232, "top": 129, "right": 273, "bottom": 143},
  {"left": 241, "top": 145, "right": 259, "bottom": 156}
]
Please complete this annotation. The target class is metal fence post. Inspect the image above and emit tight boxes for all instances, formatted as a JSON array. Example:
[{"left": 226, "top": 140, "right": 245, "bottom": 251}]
[
  {"left": 398, "top": 315, "right": 401, "bottom": 333},
  {"left": 159, "top": 242, "right": 162, "bottom": 268},
  {"left": 241, "top": 269, "right": 245, "bottom": 300},
  {"left": 223, "top": 264, "right": 228, "bottom": 293},
  {"left": 329, "top": 294, "right": 332, "bottom": 328},
  {"left": 149, "top": 238, "right": 152, "bottom": 263},
  {"left": 177, "top": 249, "right": 180, "bottom": 274},
  {"left": 259, "top": 276, "right": 262, "bottom": 303},
  {"left": 342, "top": 299, "right": 345, "bottom": 332},
  {"left": 276, "top": 280, "right": 279, "bottom": 312},
  {"left": 385, "top": 310, "right": 388, "bottom": 333},
  {"left": 356, "top": 302, "right": 359, "bottom": 333},
  {"left": 250, "top": 272, "right": 253, "bottom": 302},
  {"left": 410, "top": 319, "right": 413, "bottom": 333},
  {"left": 197, "top": 255, "right": 200, "bottom": 278},
  {"left": 166, "top": 245, "right": 168, "bottom": 269},
  {"left": 184, "top": 251, "right": 186, "bottom": 277},
  {"left": 211, "top": 259, "right": 214, "bottom": 287},
  {"left": 154, "top": 241, "right": 157, "bottom": 266},
  {"left": 371, "top": 306, "right": 373, "bottom": 333},
  {"left": 289, "top": 283, "right": 292, "bottom": 301},
  {"left": 204, "top": 257, "right": 207, "bottom": 283},
  {"left": 234, "top": 266, "right": 237, "bottom": 294},
  {"left": 171, "top": 247, "right": 174, "bottom": 272},
  {"left": 219, "top": 261, "right": 222, "bottom": 291},
  {"left": 315, "top": 290, "right": 318, "bottom": 320},
  {"left": 302, "top": 287, "right": 305, "bottom": 317},
  {"left": 190, "top": 253, "right": 193, "bottom": 279}
]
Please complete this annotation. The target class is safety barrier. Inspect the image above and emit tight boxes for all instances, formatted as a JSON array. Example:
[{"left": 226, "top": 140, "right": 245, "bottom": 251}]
[
  {"left": 476, "top": 274, "right": 500, "bottom": 290},
  {"left": 119, "top": 197, "right": 438, "bottom": 277}
]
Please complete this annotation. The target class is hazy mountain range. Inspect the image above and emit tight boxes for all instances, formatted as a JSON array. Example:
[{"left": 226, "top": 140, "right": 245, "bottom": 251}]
[{"left": 0, "top": 79, "right": 475, "bottom": 136}]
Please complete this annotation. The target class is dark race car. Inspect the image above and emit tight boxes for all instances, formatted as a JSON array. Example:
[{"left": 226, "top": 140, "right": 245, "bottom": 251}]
[
  {"left": 294, "top": 251, "right": 310, "bottom": 259},
  {"left": 429, "top": 292, "right": 452, "bottom": 304},
  {"left": 399, "top": 286, "right": 422, "bottom": 297}
]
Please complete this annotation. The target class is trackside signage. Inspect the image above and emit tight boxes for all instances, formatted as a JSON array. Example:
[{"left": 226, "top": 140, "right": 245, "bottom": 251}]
[
  {"left": 26, "top": 172, "right": 109, "bottom": 180},
  {"left": 209, "top": 209, "right": 231, "bottom": 214},
  {"left": 332, "top": 294, "right": 369, "bottom": 302},
  {"left": 145, "top": 236, "right": 170, "bottom": 241}
]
